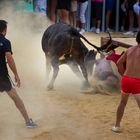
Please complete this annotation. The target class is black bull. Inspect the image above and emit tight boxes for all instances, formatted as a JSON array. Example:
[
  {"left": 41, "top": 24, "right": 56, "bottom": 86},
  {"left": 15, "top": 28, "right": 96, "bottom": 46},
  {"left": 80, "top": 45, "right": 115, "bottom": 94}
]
[
  {"left": 42, "top": 23, "right": 100, "bottom": 90},
  {"left": 41, "top": 23, "right": 117, "bottom": 90}
]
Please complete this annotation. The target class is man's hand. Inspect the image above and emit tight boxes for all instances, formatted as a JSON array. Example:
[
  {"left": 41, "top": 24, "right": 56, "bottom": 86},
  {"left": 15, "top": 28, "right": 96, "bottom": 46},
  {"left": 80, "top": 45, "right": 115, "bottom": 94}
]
[
  {"left": 5, "top": 52, "right": 21, "bottom": 87},
  {"left": 15, "top": 74, "right": 20, "bottom": 87}
]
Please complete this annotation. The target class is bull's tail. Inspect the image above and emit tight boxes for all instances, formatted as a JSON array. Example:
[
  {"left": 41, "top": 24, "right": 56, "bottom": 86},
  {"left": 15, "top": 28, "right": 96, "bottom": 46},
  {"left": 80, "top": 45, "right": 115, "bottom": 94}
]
[
  {"left": 68, "top": 28, "right": 100, "bottom": 52},
  {"left": 45, "top": 54, "right": 51, "bottom": 82},
  {"left": 79, "top": 34, "right": 101, "bottom": 52}
]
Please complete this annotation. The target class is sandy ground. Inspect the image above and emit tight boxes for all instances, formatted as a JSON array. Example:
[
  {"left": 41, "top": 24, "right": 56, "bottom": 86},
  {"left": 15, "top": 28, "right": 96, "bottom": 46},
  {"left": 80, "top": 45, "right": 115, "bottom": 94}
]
[{"left": 0, "top": 9, "right": 140, "bottom": 140}]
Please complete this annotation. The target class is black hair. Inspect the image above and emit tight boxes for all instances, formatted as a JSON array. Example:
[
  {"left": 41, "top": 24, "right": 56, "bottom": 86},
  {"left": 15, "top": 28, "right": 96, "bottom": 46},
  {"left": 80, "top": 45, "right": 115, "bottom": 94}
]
[
  {"left": 136, "top": 31, "right": 140, "bottom": 44},
  {"left": 0, "top": 20, "right": 7, "bottom": 33}
]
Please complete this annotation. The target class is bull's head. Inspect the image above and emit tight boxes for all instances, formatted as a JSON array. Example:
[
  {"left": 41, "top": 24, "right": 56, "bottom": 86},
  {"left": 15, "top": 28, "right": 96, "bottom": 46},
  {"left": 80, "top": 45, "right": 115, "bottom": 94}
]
[{"left": 99, "top": 31, "right": 118, "bottom": 53}]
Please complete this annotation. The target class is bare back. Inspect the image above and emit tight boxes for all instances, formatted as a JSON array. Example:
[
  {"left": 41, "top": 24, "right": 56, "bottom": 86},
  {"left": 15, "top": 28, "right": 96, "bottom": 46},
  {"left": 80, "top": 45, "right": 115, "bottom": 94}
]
[{"left": 122, "top": 45, "right": 140, "bottom": 78}]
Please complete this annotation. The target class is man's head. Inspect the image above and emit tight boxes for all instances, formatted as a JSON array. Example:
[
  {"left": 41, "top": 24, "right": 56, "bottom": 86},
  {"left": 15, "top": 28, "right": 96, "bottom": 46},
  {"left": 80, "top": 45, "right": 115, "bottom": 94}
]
[
  {"left": 0, "top": 20, "right": 7, "bottom": 35},
  {"left": 136, "top": 31, "right": 140, "bottom": 44}
]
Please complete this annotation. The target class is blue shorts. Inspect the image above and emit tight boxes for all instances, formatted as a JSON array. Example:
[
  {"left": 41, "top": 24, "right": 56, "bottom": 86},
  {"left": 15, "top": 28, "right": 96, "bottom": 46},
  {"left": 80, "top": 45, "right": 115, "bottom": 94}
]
[{"left": 106, "top": 0, "right": 115, "bottom": 10}]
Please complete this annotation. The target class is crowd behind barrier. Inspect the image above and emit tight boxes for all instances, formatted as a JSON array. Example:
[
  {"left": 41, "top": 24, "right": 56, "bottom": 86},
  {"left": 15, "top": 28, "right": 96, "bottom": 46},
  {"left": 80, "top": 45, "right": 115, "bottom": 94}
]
[{"left": 2, "top": 0, "right": 140, "bottom": 35}]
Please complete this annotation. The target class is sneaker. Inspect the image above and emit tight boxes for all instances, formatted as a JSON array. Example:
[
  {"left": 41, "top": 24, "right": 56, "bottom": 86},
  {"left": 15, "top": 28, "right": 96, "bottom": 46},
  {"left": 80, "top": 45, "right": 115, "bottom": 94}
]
[
  {"left": 123, "top": 31, "right": 134, "bottom": 35},
  {"left": 90, "top": 27, "right": 96, "bottom": 32},
  {"left": 111, "top": 126, "right": 121, "bottom": 133},
  {"left": 79, "top": 28, "right": 85, "bottom": 34},
  {"left": 95, "top": 28, "right": 100, "bottom": 34},
  {"left": 26, "top": 118, "right": 37, "bottom": 128}
]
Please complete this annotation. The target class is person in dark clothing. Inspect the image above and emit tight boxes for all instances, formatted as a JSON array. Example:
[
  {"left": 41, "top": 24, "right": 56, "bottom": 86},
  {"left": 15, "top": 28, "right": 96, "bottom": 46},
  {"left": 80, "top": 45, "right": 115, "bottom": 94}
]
[
  {"left": 120, "top": 0, "right": 128, "bottom": 31},
  {"left": 0, "top": 20, "right": 37, "bottom": 128},
  {"left": 47, "top": 0, "right": 57, "bottom": 22},
  {"left": 90, "top": 0, "right": 103, "bottom": 34},
  {"left": 105, "top": 0, "right": 116, "bottom": 32},
  {"left": 123, "top": 0, "right": 136, "bottom": 35},
  {"left": 57, "top": 0, "right": 71, "bottom": 24}
]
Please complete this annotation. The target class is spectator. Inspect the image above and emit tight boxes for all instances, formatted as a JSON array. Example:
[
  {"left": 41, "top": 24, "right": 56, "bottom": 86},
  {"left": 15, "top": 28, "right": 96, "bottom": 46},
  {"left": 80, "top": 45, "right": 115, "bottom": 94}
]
[
  {"left": 123, "top": 0, "right": 136, "bottom": 35},
  {"left": 133, "top": 0, "right": 140, "bottom": 31},
  {"left": 90, "top": 0, "right": 103, "bottom": 34},
  {"left": 120, "top": 0, "right": 128, "bottom": 32},
  {"left": 47, "top": 0, "right": 57, "bottom": 23},
  {"left": 23, "top": 0, "right": 34, "bottom": 12},
  {"left": 105, "top": 0, "right": 116, "bottom": 32},
  {"left": 33, "top": 0, "right": 47, "bottom": 15},
  {"left": 70, "top": 0, "right": 78, "bottom": 28},
  {"left": 57, "top": 0, "right": 71, "bottom": 24},
  {"left": 77, "top": 0, "right": 88, "bottom": 34}
]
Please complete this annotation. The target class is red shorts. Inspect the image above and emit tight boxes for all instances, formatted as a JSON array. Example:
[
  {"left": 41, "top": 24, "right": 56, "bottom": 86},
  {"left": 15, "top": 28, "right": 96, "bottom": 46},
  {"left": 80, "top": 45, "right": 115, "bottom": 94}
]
[{"left": 121, "top": 75, "right": 140, "bottom": 94}]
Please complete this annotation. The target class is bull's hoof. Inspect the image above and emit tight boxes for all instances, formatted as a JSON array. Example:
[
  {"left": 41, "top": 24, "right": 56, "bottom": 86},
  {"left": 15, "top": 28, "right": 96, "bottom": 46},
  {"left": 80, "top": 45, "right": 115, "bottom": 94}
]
[
  {"left": 47, "top": 85, "right": 54, "bottom": 91},
  {"left": 80, "top": 81, "right": 91, "bottom": 91},
  {"left": 80, "top": 88, "right": 93, "bottom": 93}
]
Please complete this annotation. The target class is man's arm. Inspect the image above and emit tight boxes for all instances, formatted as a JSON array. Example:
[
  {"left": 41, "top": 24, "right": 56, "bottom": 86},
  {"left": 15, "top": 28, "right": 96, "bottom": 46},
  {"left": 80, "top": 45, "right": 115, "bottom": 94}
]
[
  {"left": 116, "top": 52, "right": 127, "bottom": 75},
  {"left": 5, "top": 52, "right": 20, "bottom": 87}
]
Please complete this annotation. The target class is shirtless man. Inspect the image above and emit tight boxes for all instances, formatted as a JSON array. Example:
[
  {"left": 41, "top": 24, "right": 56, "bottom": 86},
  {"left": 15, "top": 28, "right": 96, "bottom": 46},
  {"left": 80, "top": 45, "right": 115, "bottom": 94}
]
[
  {"left": 0, "top": 20, "right": 37, "bottom": 128},
  {"left": 112, "top": 31, "right": 140, "bottom": 132}
]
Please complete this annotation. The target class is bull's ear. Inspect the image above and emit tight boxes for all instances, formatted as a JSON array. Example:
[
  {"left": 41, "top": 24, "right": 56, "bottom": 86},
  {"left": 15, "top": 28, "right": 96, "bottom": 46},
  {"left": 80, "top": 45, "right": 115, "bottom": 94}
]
[{"left": 100, "top": 53, "right": 105, "bottom": 58}]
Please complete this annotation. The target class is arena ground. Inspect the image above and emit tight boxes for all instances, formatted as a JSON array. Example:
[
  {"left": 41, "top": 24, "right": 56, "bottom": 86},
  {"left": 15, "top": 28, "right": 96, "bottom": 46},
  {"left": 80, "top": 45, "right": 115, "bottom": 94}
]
[{"left": 0, "top": 9, "right": 140, "bottom": 140}]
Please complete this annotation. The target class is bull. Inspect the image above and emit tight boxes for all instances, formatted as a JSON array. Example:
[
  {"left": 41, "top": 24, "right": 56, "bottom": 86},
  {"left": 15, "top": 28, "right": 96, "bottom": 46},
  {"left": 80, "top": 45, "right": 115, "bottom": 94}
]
[{"left": 42, "top": 23, "right": 100, "bottom": 90}]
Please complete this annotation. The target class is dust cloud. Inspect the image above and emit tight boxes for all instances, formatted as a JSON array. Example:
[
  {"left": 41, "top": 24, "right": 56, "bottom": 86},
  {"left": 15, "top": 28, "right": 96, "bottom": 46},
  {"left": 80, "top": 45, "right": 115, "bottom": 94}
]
[
  {"left": 0, "top": 1, "right": 82, "bottom": 93},
  {"left": 0, "top": 2, "right": 140, "bottom": 140}
]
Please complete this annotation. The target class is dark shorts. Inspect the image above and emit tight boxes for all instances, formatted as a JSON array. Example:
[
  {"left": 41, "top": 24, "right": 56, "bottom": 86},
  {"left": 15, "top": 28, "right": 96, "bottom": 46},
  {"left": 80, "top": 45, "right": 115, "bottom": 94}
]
[
  {"left": 106, "top": 0, "right": 115, "bottom": 10},
  {"left": 92, "top": 2, "right": 103, "bottom": 20},
  {"left": 0, "top": 75, "right": 12, "bottom": 92},
  {"left": 57, "top": 0, "right": 71, "bottom": 11},
  {"left": 128, "top": 2, "right": 135, "bottom": 11}
]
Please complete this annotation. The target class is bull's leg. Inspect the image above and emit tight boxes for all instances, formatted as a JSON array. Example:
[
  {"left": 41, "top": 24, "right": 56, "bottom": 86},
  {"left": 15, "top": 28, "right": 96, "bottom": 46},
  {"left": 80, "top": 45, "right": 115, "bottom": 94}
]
[
  {"left": 79, "top": 62, "right": 91, "bottom": 90},
  {"left": 45, "top": 54, "right": 51, "bottom": 81},
  {"left": 47, "top": 59, "right": 59, "bottom": 90},
  {"left": 85, "top": 61, "right": 94, "bottom": 77},
  {"left": 59, "top": 58, "right": 82, "bottom": 79},
  {"left": 67, "top": 61, "right": 82, "bottom": 79}
]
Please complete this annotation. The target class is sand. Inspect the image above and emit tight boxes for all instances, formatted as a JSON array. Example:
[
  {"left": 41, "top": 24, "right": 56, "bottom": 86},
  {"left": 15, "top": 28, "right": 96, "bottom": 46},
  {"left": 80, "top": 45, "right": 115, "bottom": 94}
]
[{"left": 0, "top": 6, "right": 140, "bottom": 140}]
